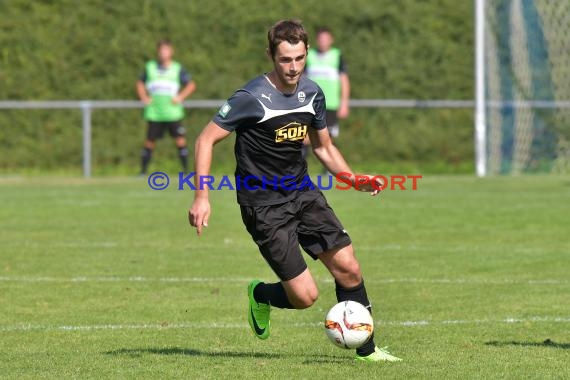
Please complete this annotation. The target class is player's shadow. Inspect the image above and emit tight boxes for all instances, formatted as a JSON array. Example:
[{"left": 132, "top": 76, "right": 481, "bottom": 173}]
[
  {"left": 485, "top": 339, "right": 570, "bottom": 349},
  {"left": 105, "top": 347, "right": 349, "bottom": 363},
  {"left": 105, "top": 347, "right": 282, "bottom": 359}
]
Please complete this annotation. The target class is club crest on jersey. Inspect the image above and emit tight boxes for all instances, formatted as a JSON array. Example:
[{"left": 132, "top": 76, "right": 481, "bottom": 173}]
[
  {"left": 297, "top": 91, "right": 306, "bottom": 103},
  {"left": 275, "top": 122, "right": 308, "bottom": 143}
]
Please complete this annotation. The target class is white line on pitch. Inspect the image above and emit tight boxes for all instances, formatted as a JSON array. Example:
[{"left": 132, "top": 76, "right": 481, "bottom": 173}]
[
  {"left": 0, "top": 276, "right": 566, "bottom": 285},
  {"left": 1, "top": 316, "right": 568, "bottom": 333},
  {"left": 0, "top": 276, "right": 249, "bottom": 283}
]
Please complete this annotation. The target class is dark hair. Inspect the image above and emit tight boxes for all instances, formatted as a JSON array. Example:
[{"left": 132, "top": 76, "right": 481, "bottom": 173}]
[
  {"left": 156, "top": 39, "right": 172, "bottom": 48},
  {"left": 267, "top": 19, "right": 308, "bottom": 57},
  {"left": 316, "top": 27, "right": 333, "bottom": 36}
]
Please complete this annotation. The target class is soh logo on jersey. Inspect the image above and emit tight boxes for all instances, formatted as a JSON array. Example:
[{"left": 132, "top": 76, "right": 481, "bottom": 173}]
[{"left": 275, "top": 122, "right": 308, "bottom": 143}]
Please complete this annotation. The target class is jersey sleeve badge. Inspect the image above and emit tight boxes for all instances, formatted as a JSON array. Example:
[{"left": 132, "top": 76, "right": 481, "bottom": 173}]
[{"left": 218, "top": 102, "right": 232, "bottom": 118}]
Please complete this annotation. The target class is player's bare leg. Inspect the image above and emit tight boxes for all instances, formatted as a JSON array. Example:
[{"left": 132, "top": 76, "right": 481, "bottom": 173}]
[
  {"left": 319, "top": 244, "right": 361, "bottom": 288},
  {"left": 281, "top": 268, "right": 319, "bottom": 309},
  {"left": 320, "top": 245, "right": 402, "bottom": 362}
]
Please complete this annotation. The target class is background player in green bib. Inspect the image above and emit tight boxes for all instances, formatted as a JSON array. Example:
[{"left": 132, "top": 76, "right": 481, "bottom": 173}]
[
  {"left": 136, "top": 39, "right": 196, "bottom": 174},
  {"left": 306, "top": 27, "right": 351, "bottom": 140}
]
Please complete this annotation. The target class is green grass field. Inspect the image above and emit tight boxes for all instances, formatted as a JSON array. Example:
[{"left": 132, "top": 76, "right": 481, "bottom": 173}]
[{"left": 1, "top": 175, "right": 569, "bottom": 379}]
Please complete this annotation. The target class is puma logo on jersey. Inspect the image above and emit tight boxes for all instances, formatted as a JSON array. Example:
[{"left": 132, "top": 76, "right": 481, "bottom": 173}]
[
  {"left": 261, "top": 93, "right": 272, "bottom": 103},
  {"left": 275, "top": 122, "right": 307, "bottom": 143}
]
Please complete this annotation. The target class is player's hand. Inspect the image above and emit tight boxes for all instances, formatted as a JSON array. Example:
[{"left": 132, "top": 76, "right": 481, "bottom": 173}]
[
  {"left": 189, "top": 197, "right": 210, "bottom": 236},
  {"left": 337, "top": 102, "right": 350, "bottom": 119},
  {"left": 141, "top": 96, "right": 152, "bottom": 105},
  {"left": 353, "top": 174, "right": 384, "bottom": 196},
  {"left": 172, "top": 95, "right": 182, "bottom": 104}
]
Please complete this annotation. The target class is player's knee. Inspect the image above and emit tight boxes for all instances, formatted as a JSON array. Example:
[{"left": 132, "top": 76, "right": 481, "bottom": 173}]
[
  {"left": 176, "top": 137, "right": 186, "bottom": 147},
  {"left": 293, "top": 294, "right": 318, "bottom": 309},
  {"left": 335, "top": 260, "right": 362, "bottom": 288},
  {"left": 291, "top": 287, "right": 319, "bottom": 309},
  {"left": 346, "top": 261, "right": 362, "bottom": 284}
]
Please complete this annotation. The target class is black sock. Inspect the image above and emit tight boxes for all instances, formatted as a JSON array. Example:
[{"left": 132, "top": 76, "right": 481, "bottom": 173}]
[
  {"left": 253, "top": 282, "right": 294, "bottom": 309},
  {"left": 141, "top": 147, "right": 152, "bottom": 174},
  {"left": 335, "top": 280, "right": 376, "bottom": 356},
  {"left": 178, "top": 146, "right": 189, "bottom": 173}
]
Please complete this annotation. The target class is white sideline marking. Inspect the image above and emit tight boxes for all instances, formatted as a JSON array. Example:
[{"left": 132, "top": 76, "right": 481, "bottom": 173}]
[
  {"left": 0, "top": 276, "right": 251, "bottom": 283},
  {"left": 3, "top": 242, "right": 558, "bottom": 259},
  {"left": 1, "top": 316, "right": 568, "bottom": 333},
  {"left": 0, "top": 276, "right": 566, "bottom": 285}
]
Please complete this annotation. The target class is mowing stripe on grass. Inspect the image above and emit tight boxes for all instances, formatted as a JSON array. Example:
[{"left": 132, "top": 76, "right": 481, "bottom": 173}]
[
  {"left": 1, "top": 317, "right": 568, "bottom": 333},
  {"left": 0, "top": 276, "right": 566, "bottom": 285}
]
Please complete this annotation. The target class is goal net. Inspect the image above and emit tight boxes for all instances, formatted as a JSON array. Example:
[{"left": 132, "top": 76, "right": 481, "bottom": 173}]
[{"left": 484, "top": 0, "right": 570, "bottom": 174}]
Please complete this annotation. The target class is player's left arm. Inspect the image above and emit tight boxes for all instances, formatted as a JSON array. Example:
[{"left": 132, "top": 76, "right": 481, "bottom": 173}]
[
  {"left": 173, "top": 81, "right": 196, "bottom": 104},
  {"left": 173, "top": 69, "right": 196, "bottom": 104},
  {"left": 338, "top": 73, "right": 350, "bottom": 119},
  {"left": 309, "top": 128, "right": 382, "bottom": 196},
  {"left": 338, "top": 55, "right": 350, "bottom": 119}
]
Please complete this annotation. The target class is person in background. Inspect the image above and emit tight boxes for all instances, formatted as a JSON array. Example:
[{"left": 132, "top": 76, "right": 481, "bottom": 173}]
[
  {"left": 136, "top": 39, "right": 196, "bottom": 175},
  {"left": 305, "top": 27, "right": 350, "bottom": 143}
]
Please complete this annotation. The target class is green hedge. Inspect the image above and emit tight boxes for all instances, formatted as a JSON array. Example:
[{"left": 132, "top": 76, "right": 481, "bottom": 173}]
[{"left": 0, "top": 0, "right": 474, "bottom": 174}]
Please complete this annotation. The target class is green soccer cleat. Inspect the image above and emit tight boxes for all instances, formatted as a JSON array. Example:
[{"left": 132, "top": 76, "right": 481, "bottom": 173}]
[
  {"left": 355, "top": 346, "right": 403, "bottom": 362},
  {"left": 247, "top": 280, "right": 271, "bottom": 340}
]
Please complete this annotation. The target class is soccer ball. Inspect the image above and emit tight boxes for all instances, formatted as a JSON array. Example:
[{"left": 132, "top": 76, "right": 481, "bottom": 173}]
[{"left": 324, "top": 301, "right": 374, "bottom": 349}]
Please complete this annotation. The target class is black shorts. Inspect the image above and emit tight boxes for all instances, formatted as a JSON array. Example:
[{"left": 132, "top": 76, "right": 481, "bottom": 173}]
[
  {"left": 147, "top": 120, "right": 186, "bottom": 141},
  {"left": 240, "top": 190, "right": 352, "bottom": 281},
  {"left": 325, "top": 110, "right": 339, "bottom": 138}
]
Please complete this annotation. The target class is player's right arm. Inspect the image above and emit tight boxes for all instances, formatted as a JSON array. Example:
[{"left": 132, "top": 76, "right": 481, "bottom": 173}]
[
  {"left": 189, "top": 89, "right": 261, "bottom": 235},
  {"left": 136, "top": 79, "right": 152, "bottom": 105},
  {"left": 337, "top": 55, "right": 350, "bottom": 119},
  {"left": 188, "top": 122, "right": 231, "bottom": 236}
]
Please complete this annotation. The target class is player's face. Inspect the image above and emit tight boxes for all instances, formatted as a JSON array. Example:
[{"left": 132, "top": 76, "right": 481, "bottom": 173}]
[
  {"left": 157, "top": 45, "right": 174, "bottom": 63},
  {"left": 271, "top": 41, "right": 307, "bottom": 91},
  {"left": 316, "top": 32, "right": 334, "bottom": 52}
]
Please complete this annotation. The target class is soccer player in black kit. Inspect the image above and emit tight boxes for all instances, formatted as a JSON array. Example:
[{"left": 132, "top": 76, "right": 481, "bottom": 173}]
[{"left": 189, "top": 19, "right": 401, "bottom": 362}]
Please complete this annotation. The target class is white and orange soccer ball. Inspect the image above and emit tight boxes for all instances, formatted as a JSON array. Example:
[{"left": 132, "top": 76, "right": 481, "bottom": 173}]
[{"left": 324, "top": 301, "right": 374, "bottom": 349}]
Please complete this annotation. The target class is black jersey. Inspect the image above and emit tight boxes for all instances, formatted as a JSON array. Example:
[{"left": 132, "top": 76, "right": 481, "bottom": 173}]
[{"left": 213, "top": 74, "right": 327, "bottom": 206}]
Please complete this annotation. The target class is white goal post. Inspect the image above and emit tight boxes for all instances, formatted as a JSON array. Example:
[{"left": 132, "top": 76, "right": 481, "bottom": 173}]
[{"left": 475, "top": 0, "right": 570, "bottom": 176}]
